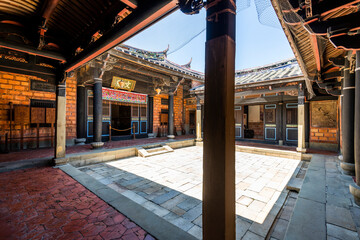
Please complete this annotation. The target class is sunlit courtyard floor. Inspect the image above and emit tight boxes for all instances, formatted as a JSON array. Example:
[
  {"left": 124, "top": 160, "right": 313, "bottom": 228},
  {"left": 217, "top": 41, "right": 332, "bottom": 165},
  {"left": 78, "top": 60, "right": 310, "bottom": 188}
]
[{"left": 78, "top": 146, "right": 300, "bottom": 239}]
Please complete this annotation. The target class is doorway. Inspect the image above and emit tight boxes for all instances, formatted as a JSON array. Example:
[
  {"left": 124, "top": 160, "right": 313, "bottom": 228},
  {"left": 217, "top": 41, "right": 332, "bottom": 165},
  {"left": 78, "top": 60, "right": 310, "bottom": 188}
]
[{"left": 111, "top": 105, "right": 131, "bottom": 136}]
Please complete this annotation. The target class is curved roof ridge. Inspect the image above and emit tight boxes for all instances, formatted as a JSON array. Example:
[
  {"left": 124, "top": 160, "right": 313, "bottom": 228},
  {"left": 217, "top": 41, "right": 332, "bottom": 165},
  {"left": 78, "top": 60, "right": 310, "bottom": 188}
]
[
  {"left": 116, "top": 44, "right": 169, "bottom": 60},
  {"left": 235, "top": 58, "right": 297, "bottom": 74},
  {"left": 181, "top": 57, "right": 192, "bottom": 68}
]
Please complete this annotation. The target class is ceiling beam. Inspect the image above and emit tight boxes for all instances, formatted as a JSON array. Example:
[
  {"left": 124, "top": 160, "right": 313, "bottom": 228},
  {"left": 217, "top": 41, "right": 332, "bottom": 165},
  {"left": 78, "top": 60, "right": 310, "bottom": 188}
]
[
  {"left": 310, "top": 34, "right": 322, "bottom": 73},
  {"left": 65, "top": 0, "right": 178, "bottom": 72},
  {"left": 0, "top": 40, "right": 66, "bottom": 62},
  {"left": 120, "top": 0, "right": 138, "bottom": 9}
]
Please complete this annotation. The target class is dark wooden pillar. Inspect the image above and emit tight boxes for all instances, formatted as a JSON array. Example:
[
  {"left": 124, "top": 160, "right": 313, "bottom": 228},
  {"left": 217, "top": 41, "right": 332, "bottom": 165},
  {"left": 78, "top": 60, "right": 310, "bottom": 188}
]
[
  {"left": 92, "top": 78, "right": 103, "bottom": 148},
  {"left": 168, "top": 92, "right": 175, "bottom": 138},
  {"left": 351, "top": 51, "right": 360, "bottom": 205},
  {"left": 76, "top": 85, "right": 87, "bottom": 141},
  {"left": 54, "top": 78, "right": 66, "bottom": 160},
  {"left": 341, "top": 57, "right": 355, "bottom": 175},
  {"left": 148, "top": 96, "right": 154, "bottom": 134},
  {"left": 203, "top": 0, "right": 236, "bottom": 239}
]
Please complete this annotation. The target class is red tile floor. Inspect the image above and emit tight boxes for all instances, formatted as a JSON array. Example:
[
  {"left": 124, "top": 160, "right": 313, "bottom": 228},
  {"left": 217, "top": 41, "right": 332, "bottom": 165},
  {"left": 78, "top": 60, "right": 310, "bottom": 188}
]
[{"left": 0, "top": 167, "right": 155, "bottom": 240}]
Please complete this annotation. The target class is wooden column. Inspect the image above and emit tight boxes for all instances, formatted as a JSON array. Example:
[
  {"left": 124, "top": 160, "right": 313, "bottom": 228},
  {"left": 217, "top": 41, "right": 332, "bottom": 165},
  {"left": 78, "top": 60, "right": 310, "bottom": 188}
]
[
  {"left": 167, "top": 92, "right": 175, "bottom": 139},
  {"left": 148, "top": 96, "right": 154, "bottom": 134},
  {"left": 54, "top": 80, "right": 66, "bottom": 160},
  {"left": 76, "top": 85, "right": 87, "bottom": 143},
  {"left": 297, "top": 84, "right": 306, "bottom": 152},
  {"left": 351, "top": 51, "right": 360, "bottom": 205},
  {"left": 92, "top": 78, "right": 104, "bottom": 148},
  {"left": 196, "top": 97, "right": 202, "bottom": 141},
  {"left": 277, "top": 102, "right": 283, "bottom": 145},
  {"left": 341, "top": 57, "right": 355, "bottom": 175},
  {"left": 203, "top": 0, "right": 236, "bottom": 239}
]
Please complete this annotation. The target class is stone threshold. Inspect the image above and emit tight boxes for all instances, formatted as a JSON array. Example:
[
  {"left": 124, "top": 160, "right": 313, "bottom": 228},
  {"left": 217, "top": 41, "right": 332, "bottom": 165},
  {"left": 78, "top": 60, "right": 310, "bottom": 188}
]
[
  {"left": 55, "top": 138, "right": 195, "bottom": 167},
  {"left": 58, "top": 164, "right": 198, "bottom": 240},
  {"left": 0, "top": 157, "right": 52, "bottom": 173},
  {"left": 197, "top": 142, "right": 312, "bottom": 161}
]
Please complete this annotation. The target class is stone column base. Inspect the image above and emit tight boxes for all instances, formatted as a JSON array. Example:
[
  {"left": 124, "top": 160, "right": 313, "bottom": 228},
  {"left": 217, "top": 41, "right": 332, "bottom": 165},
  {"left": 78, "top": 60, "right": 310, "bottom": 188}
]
[
  {"left": 296, "top": 147, "right": 306, "bottom": 153},
  {"left": 167, "top": 135, "right": 175, "bottom": 139},
  {"left": 350, "top": 182, "right": 360, "bottom": 206},
  {"left": 91, "top": 142, "right": 104, "bottom": 149},
  {"left": 196, "top": 138, "right": 203, "bottom": 142},
  {"left": 148, "top": 133, "right": 155, "bottom": 138},
  {"left": 340, "top": 162, "right": 355, "bottom": 176},
  {"left": 75, "top": 138, "right": 86, "bottom": 145},
  {"left": 53, "top": 157, "right": 67, "bottom": 166}
]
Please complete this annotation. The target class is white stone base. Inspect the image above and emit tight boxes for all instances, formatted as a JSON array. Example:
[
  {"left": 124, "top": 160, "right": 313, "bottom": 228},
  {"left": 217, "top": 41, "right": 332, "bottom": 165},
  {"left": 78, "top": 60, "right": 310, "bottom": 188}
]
[
  {"left": 167, "top": 135, "right": 175, "bottom": 139},
  {"left": 296, "top": 147, "right": 306, "bottom": 153},
  {"left": 91, "top": 142, "right": 104, "bottom": 149},
  {"left": 340, "top": 161, "right": 355, "bottom": 176},
  {"left": 350, "top": 182, "right": 360, "bottom": 206}
]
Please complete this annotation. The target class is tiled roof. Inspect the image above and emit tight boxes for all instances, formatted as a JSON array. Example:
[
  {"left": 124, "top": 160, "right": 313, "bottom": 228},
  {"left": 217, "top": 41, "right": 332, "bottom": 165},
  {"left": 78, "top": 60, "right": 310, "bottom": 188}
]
[
  {"left": 115, "top": 45, "right": 204, "bottom": 80},
  {"left": 191, "top": 58, "right": 303, "bottom": 92},
  {"left": 235, "top": 58, "right": 303, "bottom": 85}
]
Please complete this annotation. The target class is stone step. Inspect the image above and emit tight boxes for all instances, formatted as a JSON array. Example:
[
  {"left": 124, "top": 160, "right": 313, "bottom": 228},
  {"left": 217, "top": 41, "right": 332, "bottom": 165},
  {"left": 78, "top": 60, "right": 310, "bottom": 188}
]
[{"left": 136, "top": 144, "right": 174, "bottom": 158}]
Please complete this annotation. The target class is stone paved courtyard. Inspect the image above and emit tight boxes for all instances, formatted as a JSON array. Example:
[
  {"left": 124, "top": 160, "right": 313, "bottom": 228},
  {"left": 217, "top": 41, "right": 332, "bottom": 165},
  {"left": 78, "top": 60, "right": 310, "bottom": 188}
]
[{"left": 78, "top": 146, "right": 301, "bottom": 239}]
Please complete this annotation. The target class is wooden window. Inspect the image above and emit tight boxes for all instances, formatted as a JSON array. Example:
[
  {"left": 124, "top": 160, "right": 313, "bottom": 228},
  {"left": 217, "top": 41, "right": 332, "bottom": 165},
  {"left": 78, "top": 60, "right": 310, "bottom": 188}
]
[
  {"left": 265, "top": 104, "right": 276, "bottom": 124},
  {"left": 140, "top": 106, "right": 147, "bottom": 117},
  {"left": 88, "top": 97, "right": 110, "bottom": 116},
  {"left": 132, "top": 105, "right": 139, "bottom": 117}
]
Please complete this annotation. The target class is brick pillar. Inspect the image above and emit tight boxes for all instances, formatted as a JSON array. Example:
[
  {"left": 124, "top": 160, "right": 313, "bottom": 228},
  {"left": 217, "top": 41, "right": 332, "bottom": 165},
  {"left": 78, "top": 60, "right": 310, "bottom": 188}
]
[{"left": 54, "top": 80, "right": 66, "bottom": 160}]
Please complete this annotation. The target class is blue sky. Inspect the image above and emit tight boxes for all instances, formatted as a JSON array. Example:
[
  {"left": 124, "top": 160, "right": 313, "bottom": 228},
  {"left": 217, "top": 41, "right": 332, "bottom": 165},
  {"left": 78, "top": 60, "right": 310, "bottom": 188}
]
[{"left": 125, "top": 1, "right": 294, "bottom": 72}]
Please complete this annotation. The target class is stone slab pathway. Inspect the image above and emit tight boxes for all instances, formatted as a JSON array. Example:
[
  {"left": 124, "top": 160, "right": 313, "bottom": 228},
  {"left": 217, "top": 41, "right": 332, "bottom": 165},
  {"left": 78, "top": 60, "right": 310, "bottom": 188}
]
[
  {"left": 284, "top": 155, "right": 360, "bottom": 240},
  {"left": 78, "top": 146, "right": 300, "bottom": 239},
  {"left": 0, "top": 167, "right": 153, "bottom": 240}
]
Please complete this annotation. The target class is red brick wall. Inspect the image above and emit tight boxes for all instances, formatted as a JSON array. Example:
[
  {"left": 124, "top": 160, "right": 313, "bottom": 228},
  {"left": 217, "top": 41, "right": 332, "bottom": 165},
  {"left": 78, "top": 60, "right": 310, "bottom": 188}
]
[
  {"left": 66, "top": 76, "right": 77, "bottom": 140},
  {"left": 153, "top": 94, "right": 167, "bottom": 134},
  {"left": 152, "top": 86, "right": 185, "bottom": 135},
  {"left": 0, "top": 71, "right": 77, "bottom": 147},
  {"left": 0, "top": 71, "right": 56, "bottom": 144},
  {"left": 310, "top": 128, "right": 337, "bottom": 143},
  {"left": 174, "top": 85, "right": 183, "bottom": 132}
]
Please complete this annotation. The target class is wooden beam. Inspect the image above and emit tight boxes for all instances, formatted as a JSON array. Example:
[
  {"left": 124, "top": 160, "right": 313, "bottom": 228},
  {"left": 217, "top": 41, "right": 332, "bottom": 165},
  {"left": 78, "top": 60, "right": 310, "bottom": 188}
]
[
  {"left": 120, "top": 0, "right": 137, "bottom": 9},
  {"left": 65, "top": 0, "right": 178, "bottom": 72},
  {"left": 310, "top": 34, "right": 322, "bottom": 73},
  {"left": 0, "top": 40, "right": 66, "bottom": 62}
]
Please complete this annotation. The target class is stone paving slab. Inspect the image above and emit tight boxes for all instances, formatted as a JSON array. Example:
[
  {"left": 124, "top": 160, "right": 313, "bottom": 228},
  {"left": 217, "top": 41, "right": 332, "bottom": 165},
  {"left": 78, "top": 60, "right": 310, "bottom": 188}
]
[
  {"left": 0, "top": 167, "right": 153, "bottom": 240},
  {"left": 78, "top": 146, "right": 301, "bottom": 239},
  {"left": 284, "top": 154, "right": 360, "bottom": 240}
]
